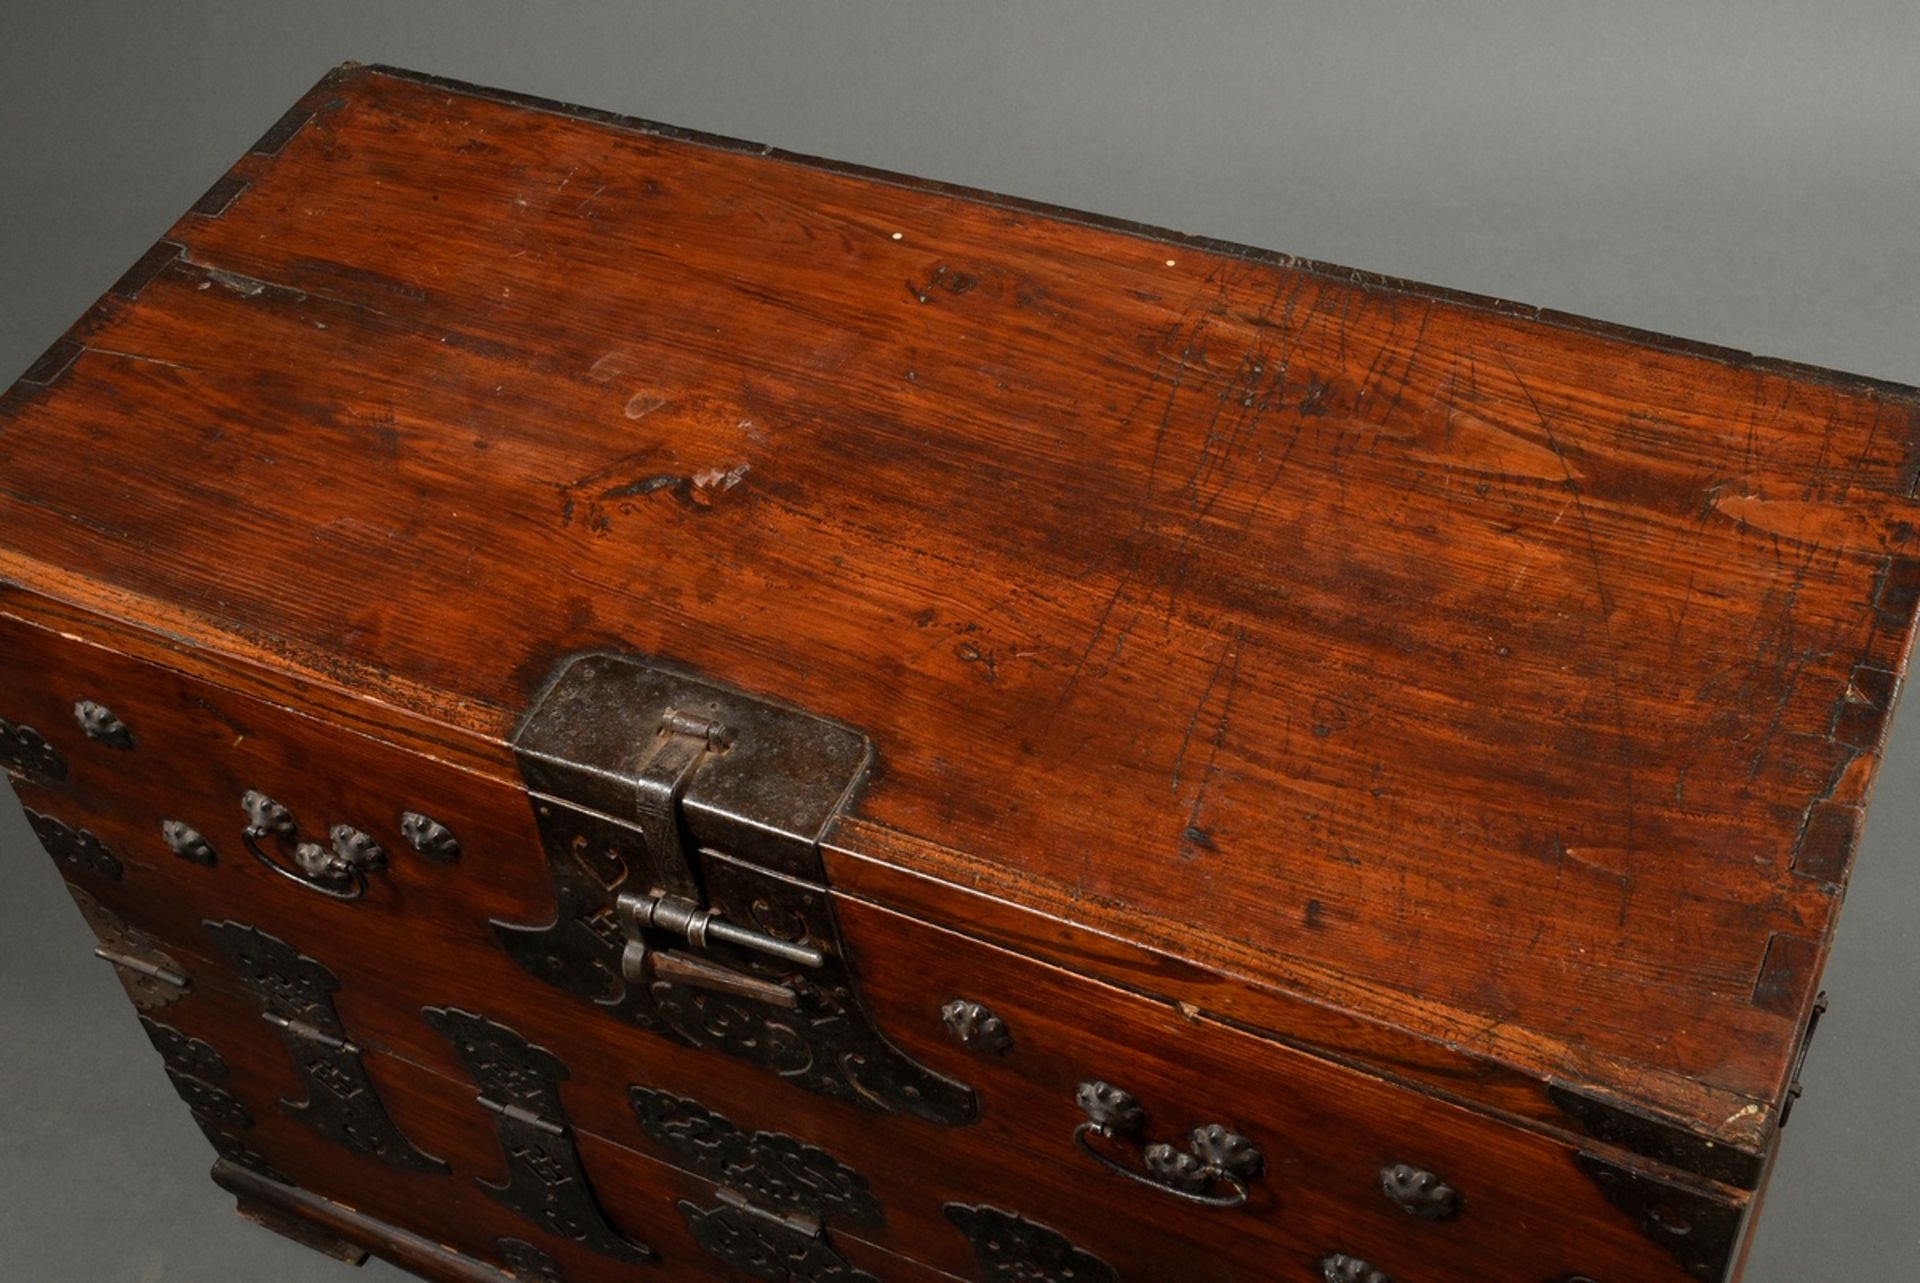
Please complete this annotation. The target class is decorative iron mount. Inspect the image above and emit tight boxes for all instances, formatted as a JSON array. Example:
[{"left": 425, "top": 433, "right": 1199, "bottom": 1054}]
[
  {"left": 140, "top": 1016, "right": 284, "bottom": 1181},
  {"left": 69, "top": 884, "right": 190, "bottom": 1010},
  {"left": 944, "top": 1203, "right": 1117, "bottom": 1283},
  {"left": 205, "top": 921, "right": 448, "bottom": 1175},
  {"left": 629, "top": 1084, "right": 881, "bottom": 1280},
  {"left": 630, "top": 1085, "right": 884, "bottom": 1229},
  {"left": 425, "top": 1007, "right": 652, "bottom": 1264},
  {"left": 494, "top": 654, "right": 976, "bottom": 1125},
  {"left": 1573, "top": 1150, "right": 1740, "bottom": 1281}
]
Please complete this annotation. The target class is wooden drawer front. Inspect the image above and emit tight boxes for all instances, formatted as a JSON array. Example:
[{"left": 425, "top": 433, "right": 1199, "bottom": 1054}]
[
  {"left": 5, "top": 614, "right": 1744, "bottom": 1282},
  {"left": 64, "top": 934, "right": 946, "bottom": 1283},
  {"left": 842, "top": 897, "right": 1754, "bottom": 1283}
]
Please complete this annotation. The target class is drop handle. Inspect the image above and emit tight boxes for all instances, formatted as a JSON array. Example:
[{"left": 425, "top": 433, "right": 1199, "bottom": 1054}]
[
  {"left": 240, "top": 789, "right": 386, "bottom": 900},
  {"left": 1073, "top": 1080, "right": 1264, "bottom": 1208}
]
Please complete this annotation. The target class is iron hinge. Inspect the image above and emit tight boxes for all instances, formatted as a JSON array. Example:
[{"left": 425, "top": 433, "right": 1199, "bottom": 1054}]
[
  {"left": 262, "top": 1012, "right": 355, "bottom": 1054},
  {"left": 425, "top": 1006, "right": 654, "bottom": 1263},
  {"left": 677, "top": 1186, "right": 880, "bottom": 1282},
  {"left": 477, "top": 1096, "right": 568, "bottom": 1137},
  {"left": 721, "top": 1187, "right": 824, "bottom": 1237},
  {"left": 93, "top": 946, "right": 190, "bottom": 990}
]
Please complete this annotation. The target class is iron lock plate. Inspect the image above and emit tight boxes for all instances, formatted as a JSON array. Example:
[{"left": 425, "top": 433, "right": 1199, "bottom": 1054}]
[
  {"left": 513, "top": 652, "right": 871, "bottom": 885},
  {"left": 495, "top": 652, "right": 977, "bottom": 1125}
]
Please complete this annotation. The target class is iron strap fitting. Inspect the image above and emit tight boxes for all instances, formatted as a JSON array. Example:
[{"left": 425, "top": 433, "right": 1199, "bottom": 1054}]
[
  {"left": 613, "top": 707, "right": 827, "bottom": 1006},
  {"left": 499, "top": 653, "right": 977, "bottom": 1124}
]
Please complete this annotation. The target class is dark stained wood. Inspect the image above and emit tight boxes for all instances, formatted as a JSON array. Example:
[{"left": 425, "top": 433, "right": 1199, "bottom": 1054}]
[
  {"left": 13, "top": 609, "right": 1721, "bottom": 1283},
  {"left": 3, "top": 62, "right": 1916, "bottom": 1283},
  {"left": 223, "top": 1180, "right": 376, "bottom": 1269},
  {"left": 83, "top": 931, "right": 951, "bottom": 1283}
]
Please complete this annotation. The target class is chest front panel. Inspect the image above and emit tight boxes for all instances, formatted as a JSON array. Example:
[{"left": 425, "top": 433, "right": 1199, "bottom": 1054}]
[{"left": 4, "top": 606, "right": 1747, "bottom": 1283}]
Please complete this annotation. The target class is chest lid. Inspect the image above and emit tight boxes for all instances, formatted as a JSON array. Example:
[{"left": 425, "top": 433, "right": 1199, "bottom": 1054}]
[{"left": 4, "top": 63, "right": 1917, "bottom": 1178}]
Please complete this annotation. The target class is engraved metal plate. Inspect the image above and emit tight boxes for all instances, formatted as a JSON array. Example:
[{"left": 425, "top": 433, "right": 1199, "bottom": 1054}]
[
  {"left": 1575, "top": 1151, "right": 1739, "bottom": 1281},
  {"left": 69, "top": 884, "right": 190, "bottom": 1009},
  {"left": 630, "top": 1086, "right": 883, "bottom": 1228},
  {"left": 680, "top": 1191, "right": 877, "bottom": 1283},
  {"left": 204, "top": 921, "right": 447, "bottom": 1173},
  {"left": 163, "top": 819, "right": 219, "bottom": 866},
  {"left": 26, "top": 807, "right": 123, "bottom": 880},
  {"left": 1322, "top": 1254, "right": 1392, "bottom": 1283},
  {"left": 0, "top": 714, "right": 67, "bottom": 781},
  {"left": 944, "top": 1203, "right": 1117, "bottom": 1283},
  {"left": 1073, "top": 1079, "right": 1262, "bottom": 1207},
  {"left": 400, "top": 810, "right": 461, "bottom": 862},
  {"left": 941, "top": 999, "right": 1013, "bottom": 1056},
  {"left": 140, "top": 1016, "right": 283, "bottom": 1180},
  {"left": 425, "top": 1006, "right": 652, "bottom": 1264},
  {"left": 73, "top": 699, "right": 133, "bottom": 748},
  {"left": 495, "top": 653, "right": 976, "bottom": 1125},
  {"left": 497, "top": 1238, "right": 567, "bottom": 1282},
  {"left": 1380, "top": 1161, "right": 1460, "bottom": 1221}
]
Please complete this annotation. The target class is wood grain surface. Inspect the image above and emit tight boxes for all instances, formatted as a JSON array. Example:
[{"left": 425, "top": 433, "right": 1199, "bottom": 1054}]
[{"left": 3, "top": 62, "right": 1914, "bottom": 1171}]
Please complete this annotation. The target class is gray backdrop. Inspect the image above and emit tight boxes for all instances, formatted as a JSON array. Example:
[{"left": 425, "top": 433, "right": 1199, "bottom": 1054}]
[{"left": 1, "top": 2, "right": 1915, "bottom": 1278}]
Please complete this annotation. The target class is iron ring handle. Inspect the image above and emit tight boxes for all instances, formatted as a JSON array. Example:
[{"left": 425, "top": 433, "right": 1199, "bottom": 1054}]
[
  {"left": 240, "top": 790, "right": 381, "bottom": 901},
  {"left": 1072, "top": 1123, "right": 1253, "bottom": 1208},
  {"left": 241, "top": 827, "right": 367, "bottom": 900},
  {"left": 1072, "top": 1081, "right": 1263, "bottom": 1209}
]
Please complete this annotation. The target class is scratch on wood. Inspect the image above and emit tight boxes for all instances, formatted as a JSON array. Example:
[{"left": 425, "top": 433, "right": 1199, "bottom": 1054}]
[
  {"left": 89, "top": 348, "right": 192, "bottom": 371},
  {"left": 1503, "top": 356, "right": 1640, "bottom": 859},
  {"left": 1050, "top": 543, "right": 1142, "bottom": 713},
  {"left": 1177, "top": 628, "right": 1246, "bottom": 855}
]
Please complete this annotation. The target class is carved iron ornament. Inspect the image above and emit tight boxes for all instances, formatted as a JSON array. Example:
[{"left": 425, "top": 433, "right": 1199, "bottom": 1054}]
[
  {"left": 941, "top": 998, "right": 1013, "bottom": 1056},
  {"left": 0, "top": 715, "right": 66, "bottom": 780},
  {"left": 206, "top": 920, "right": 447, "bottom": 1174},
  {"left": 73, "top": 700, "right": 133, "bottom": 748}
]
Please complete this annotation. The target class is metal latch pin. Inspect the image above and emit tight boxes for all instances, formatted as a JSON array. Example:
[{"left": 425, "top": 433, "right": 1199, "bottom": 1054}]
[{"left": 627, "top": 892, "right": 825, "bottom": 969}]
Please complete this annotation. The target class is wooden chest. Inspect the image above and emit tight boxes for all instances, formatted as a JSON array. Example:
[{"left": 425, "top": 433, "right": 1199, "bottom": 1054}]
[{"left": 3, "top": 64, "right": 1914, "bottom": 1283}]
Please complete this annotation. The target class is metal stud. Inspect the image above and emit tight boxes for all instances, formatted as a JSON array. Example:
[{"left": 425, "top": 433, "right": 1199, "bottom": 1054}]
[
  {"left": 73, "top": 700, "right": 133, "bottom": 749},
  {"left": 399, "top": 810, "right": 461, "bottom": 862},
  {"left": 1322, "top": 1254, "right": 1392, "bottom": 1283},
  {"left": 163, "top": 820, "right": 218, "bottom": 866},
  {"left": 1380, "top": 1161, "right": 1460, "bottom": 1220},
  {"left": 941, "top": 998, "right": 1013, "bottom": 1055}
]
